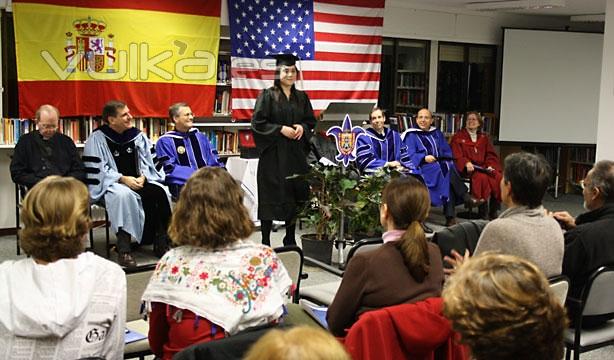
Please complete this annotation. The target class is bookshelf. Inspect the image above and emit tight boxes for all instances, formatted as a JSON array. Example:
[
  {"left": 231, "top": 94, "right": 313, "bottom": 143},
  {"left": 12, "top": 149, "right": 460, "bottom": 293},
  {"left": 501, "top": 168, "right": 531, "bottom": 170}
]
[
  {"left": 390, "top": 112, "right": 497, "bottom": 139},
  {"left": 566, "top": 146, "right": 596, "bottom": 193},
  {"left": 379, "top": 38, "right": 430, "bottom": 116}
]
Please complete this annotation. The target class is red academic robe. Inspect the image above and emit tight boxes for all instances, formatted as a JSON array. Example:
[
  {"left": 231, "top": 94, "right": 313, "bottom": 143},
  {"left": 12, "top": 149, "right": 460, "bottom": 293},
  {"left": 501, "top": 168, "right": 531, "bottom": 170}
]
[{"left": 450, "top": 129, "right": 502, "bottom": 202}]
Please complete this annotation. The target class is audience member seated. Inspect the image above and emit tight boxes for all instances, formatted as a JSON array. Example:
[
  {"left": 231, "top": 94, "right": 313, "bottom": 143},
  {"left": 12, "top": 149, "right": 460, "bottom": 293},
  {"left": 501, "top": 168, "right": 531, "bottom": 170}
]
[
  {"left": 141, "top": 167, "right": 292, "bottom": 360},
  {"left": 244, "top": 326, "right": 350, "bottom": 360},
  {"left": 356, "top": 107, "right": 417, "bottom": 173},
  {"left": 450, "top": 111, "right": 502, "bottom": 219},
  {"left": 10, "top": 104, "right": 85, "bottom": 189},
  {"left": 155, "top": 102, "right": 224, "bottom": 198},
  {"left": 403, "top": 108, "right": 477, "bottom": 226},
  {"left": 552, "top": 160, "right": 614, "bottom": 326},
  {"left": 327, "top": 176, "right": 444, "bottom": 337},
  {"left": 443, "top": 253, "right": 567, "bottom": 360},
  {"left": 84, "top": 100, "right": 172, "bottom": 268},
  {"left": 0, "top": 176, "right": 126, "bottom": 359},
  {"left": 446, "top": 152, "right": 564, "bottom": 278}
]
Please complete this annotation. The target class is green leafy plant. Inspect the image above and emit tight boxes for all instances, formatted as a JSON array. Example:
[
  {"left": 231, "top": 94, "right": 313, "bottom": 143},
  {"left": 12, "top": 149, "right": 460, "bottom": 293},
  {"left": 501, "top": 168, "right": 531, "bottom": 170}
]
[
  {"left": 298, "top": 163, "right": 403, "bottom": 241},
  {"left": 298, "top": 163, "right": 359, "bottom": 240},
  {"left": 348, "top": 167, "right": 403, "bottom": 239}
]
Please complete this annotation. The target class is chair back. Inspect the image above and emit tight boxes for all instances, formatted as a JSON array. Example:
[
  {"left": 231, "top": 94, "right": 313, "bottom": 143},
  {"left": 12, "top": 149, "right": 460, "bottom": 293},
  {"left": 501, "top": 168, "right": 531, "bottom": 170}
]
[
  {"left": 582, "top": 266, "right": 614, "bottom": 317},
  {"left": 548, "top": 275, "right": 570, "bottom": 306},
  {"left": 274, "top": 246, "right": 304, "bottom": 303},
  {"left": 173, "top": 324, "right": 275, "bottom": 360},
  {"left": 125, "top": 265, "right": 155, "bottom": 321},
  {"left": 346, "top": 237, "right": 383, "bottom": 264},
  {"left": 433, "top": 220, "right": 488, "bottom": 268}
]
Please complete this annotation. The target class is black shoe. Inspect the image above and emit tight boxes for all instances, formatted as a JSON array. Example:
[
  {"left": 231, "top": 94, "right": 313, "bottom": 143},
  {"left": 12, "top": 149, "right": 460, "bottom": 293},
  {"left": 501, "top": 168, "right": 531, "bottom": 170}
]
[
  {"left": 118, "top": 252, "right": 137, "bottom": 268},
  {"left": 445, "top": 217, "right": 458, "bottom": 227},
  {"left": 421, "top": 223, "right": 434, "bottom": 234}
]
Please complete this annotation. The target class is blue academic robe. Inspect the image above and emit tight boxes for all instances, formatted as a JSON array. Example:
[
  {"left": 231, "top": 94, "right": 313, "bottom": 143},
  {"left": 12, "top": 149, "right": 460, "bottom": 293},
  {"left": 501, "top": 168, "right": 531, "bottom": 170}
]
[
  {"left": 402, "top": 127, "right": 454, "bottom": 207},
  {"left": 155, "top": 128, "right": 224, "bottom": 186},
  {"left": 356, "top": 127, "right": 418, "bottom": 174},
  {"left": 83, "top": 127, "right": 170, "bottom": 243}
]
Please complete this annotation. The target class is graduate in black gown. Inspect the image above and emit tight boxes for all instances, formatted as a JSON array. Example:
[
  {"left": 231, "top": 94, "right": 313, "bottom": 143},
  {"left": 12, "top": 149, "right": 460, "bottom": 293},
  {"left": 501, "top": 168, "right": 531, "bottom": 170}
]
[{"left": 251, "top": 54, "right": 316, "bottom": 246}]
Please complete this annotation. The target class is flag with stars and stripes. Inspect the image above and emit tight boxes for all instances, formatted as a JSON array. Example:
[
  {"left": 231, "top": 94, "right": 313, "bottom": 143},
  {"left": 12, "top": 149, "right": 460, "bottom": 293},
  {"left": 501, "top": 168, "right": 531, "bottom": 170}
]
[{"left": 228, "top": 0, "right": 384, "bottom": 120}]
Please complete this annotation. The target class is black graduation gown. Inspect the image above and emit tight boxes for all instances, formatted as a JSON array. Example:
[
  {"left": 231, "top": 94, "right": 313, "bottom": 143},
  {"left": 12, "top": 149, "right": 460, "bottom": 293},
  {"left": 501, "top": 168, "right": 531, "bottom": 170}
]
[{"left": 251, "top": 86, "right": 316, "bottom": 220}]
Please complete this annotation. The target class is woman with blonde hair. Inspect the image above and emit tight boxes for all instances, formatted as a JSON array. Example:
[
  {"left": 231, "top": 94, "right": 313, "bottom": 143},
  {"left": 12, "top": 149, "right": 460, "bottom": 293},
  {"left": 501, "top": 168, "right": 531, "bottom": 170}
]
[
  {"left": 245, "top": 326, "right": 350, "bottom": 360},
  {"left": 0, "top": 176, "right": 126, "bottom": 360},
  {"left": 443, "top": 252, "right": 567, "bottom": 360},
  {"left": 142, "top": 167, "right": 292, "bottom": 359},
  {"left": 327, "top": 176, "right": 444, "bottom": 336}
]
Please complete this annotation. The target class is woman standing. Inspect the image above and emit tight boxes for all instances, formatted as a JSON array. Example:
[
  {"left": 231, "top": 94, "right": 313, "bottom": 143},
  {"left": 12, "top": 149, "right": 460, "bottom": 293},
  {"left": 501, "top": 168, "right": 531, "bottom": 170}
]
[
  {"left": 251, "top": 54, "right": 316, "bottom": 246},
  {"left": 450, "top": 111, "right": 502, "bottom": 219}
]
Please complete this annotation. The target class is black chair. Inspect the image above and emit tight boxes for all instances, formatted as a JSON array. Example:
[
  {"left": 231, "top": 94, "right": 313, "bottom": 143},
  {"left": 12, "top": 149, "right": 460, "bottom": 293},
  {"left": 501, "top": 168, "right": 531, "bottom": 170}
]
[
  {"left": 14, "top": 183, "right": 27, "bottom": 255},
  {"left": 15, "top": 182, "right": 96, "bottom": 255},
  {"left": 300, "top": 238, "right": 383, "bottom": 306},
  {"left": 274, "top": 245, "right": 307, "bottom": 303},
  {"left": 83, "top": 155, "right": 112, "bottom": 257},
  {"left": 564, "top": 265, "right": 614, "bottom": 360},
  {"left": 173, "top": 324, "right": 277, "bottom": 360},
  {"left": 548, "top": 274, "right": 570, "bottom": 306},
  {"left": 432, "top": 220, "right": 488, "bottom": 268}
]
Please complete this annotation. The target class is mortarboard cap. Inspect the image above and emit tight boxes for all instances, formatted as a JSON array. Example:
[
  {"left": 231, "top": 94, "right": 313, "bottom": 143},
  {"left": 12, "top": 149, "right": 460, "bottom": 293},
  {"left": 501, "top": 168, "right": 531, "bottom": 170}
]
[{"left": 271, "top": 53, "right": 300, "bottom": 67}]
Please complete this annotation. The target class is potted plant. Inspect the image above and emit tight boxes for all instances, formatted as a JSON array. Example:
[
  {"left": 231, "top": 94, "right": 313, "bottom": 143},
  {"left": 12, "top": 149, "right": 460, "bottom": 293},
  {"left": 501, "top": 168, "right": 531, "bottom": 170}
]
[
  {"left": 347, "top": 168, "right": 403, "bottom": 240},
  {"left": 298, "top": 162, "right": 360, "bottom": 264}
]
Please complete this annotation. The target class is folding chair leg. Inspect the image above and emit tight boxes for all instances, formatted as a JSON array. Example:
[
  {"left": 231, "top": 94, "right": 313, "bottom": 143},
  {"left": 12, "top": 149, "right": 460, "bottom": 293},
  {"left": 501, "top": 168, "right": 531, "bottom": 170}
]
[
  {"left": 15, "top": 186, "right": 21, "bottom": 256},
  {"left": 105, "top": 210, "right": 111, "bottom": 259}
]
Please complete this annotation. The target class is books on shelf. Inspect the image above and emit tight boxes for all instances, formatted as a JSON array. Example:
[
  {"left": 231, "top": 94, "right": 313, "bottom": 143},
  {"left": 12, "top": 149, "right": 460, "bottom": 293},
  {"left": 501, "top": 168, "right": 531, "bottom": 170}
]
[
  {"left": 569, "top": 147, "right": 596, "bottom": 164},
  {"left": 299, "top": 299, "right": 328, "bottom": 329},
  {"left": 214, "top": 90, "right": 232, "bottom": 115},
  {"left": 206, "top": 129, "right": 239, "bottom": 155},
  {"left": 390, "top": 112, "right": 497, "bottom": 137}
]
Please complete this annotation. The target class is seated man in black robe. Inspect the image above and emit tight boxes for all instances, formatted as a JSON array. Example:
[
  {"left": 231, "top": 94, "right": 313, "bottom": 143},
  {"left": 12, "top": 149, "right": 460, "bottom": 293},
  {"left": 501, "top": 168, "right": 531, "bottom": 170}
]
[{"left": 10, "top": 104, "right": 85, "bottom": 189}]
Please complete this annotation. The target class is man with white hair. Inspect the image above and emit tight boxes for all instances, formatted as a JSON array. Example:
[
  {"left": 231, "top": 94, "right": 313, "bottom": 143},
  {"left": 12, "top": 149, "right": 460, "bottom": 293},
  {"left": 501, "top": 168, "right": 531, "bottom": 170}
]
[{"left": 10, "top": 104, "right": 85, "bottom": 188}]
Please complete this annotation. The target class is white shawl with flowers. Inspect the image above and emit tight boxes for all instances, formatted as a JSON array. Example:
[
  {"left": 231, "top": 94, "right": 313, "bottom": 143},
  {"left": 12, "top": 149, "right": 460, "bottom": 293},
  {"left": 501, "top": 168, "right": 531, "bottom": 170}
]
[{"left": 141, "top": 241, "right": 291, "bottom": 335}]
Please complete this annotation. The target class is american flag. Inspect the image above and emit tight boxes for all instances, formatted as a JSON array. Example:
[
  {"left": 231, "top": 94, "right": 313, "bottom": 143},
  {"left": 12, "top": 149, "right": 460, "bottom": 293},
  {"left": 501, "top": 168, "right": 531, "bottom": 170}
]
[{"left": 228, "top": 0, "right": 384, "bottom": 120}]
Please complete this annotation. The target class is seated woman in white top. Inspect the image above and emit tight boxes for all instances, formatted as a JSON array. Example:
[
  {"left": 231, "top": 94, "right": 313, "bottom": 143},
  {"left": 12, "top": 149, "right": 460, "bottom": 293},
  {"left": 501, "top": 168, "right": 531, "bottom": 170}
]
[{"left": 0, "top": 176, "right": 126, "bottom": 360}]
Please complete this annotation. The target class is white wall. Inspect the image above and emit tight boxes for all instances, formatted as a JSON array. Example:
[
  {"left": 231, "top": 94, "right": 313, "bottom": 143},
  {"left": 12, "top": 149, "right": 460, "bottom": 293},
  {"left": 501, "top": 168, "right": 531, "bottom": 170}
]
[
  {"left": 383, "top": 0, "right": 597, "bottom": 44},
  {"left": 596, "top": 0, "right": 614, "bottom": 161}
]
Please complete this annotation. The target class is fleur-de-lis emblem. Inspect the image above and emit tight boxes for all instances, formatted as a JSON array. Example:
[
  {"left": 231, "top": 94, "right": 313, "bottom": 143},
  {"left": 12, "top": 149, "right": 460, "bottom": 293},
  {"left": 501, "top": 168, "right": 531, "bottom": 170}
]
[{"left": 326, "top": 114, "right": 366, "bottom": 167}]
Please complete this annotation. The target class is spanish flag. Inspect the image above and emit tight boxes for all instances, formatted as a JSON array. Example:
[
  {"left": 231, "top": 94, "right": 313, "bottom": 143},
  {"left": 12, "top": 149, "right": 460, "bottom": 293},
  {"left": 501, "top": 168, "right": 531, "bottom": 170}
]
[{"left": 13, "top": 0, "right": 221, "bottom": 118}]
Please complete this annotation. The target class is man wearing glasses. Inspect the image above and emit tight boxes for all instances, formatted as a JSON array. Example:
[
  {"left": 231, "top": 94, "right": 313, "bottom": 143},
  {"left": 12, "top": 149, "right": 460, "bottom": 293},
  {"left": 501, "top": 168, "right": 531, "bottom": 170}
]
[
  {"left": 552, "top": 160, "right": 614, "bottom": 326},
  {"left": 155, "top": 102, "right": 224, "bottom": 198},
  {"left": 10, "top": 104, "right": 85, "bottom": 189}
]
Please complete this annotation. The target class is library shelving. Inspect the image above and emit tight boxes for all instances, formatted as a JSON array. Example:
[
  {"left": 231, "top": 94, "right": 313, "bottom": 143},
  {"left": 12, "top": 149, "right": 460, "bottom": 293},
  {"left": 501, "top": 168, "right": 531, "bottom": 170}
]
[
  {"left": 566, "top": 146, "right": 596, "bottom": 193},
  {"left": 379, "top": 38, "right": 430, "bottom": 115},
  {"left": 390, "top": 112, "right": 497, "bottom": 139}
]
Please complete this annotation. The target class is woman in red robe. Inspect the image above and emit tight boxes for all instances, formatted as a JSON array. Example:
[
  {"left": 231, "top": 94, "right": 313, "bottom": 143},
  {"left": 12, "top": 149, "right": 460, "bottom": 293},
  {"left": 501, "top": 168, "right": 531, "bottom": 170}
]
[{"left": 451, "top": 111, "right": 502, "bottom": 219}]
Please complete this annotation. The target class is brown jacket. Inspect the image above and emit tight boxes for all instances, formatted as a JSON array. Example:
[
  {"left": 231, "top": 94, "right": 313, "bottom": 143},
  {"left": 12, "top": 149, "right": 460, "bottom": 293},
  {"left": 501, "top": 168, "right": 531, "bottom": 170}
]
[{"left": 327, "top": 241, "right": 444, "bottom": 336}]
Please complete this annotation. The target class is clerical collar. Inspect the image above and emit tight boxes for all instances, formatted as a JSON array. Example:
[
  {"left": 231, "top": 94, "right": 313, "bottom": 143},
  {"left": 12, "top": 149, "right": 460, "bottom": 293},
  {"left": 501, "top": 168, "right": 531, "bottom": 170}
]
[{"left": 98, "top": 124, "right": 140, "bottom": 144}]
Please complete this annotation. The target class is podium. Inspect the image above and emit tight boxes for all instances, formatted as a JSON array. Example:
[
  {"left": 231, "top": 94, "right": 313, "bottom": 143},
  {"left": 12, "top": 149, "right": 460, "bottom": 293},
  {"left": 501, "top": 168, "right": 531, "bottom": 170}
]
[{"left": 316, "top": 102, "right": 376, "bottom": 132}]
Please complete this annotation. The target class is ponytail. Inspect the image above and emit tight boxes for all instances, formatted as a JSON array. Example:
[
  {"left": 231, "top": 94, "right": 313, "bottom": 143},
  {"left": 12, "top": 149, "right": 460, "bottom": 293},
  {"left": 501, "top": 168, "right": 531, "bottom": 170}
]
[{"left": 396, "top": 220, "right": 430, "bottom": 283}]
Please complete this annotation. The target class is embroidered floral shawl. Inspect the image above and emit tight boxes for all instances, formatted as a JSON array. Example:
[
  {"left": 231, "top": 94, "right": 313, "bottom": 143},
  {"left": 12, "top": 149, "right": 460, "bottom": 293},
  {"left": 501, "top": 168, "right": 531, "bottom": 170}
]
[{"left": 141, "top": 241, "right": 292, "bottom": 335}]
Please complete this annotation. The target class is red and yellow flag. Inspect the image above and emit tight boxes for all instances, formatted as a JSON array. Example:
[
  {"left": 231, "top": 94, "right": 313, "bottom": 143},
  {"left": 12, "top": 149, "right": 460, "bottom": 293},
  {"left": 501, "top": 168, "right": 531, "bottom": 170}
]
[{"left": 13, "top": 0, "right": 221, "bottom": 118}]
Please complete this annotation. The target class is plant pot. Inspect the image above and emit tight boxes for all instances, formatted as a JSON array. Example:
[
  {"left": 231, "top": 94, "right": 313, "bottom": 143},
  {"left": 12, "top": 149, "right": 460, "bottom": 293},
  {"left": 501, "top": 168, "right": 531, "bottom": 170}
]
[{"left": 300, "top": 234, "right": 334, "bottom": 265}]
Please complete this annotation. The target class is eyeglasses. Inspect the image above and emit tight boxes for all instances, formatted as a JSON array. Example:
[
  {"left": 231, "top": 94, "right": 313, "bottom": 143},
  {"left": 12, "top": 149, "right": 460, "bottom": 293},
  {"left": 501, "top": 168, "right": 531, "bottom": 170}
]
[{"left": 38, "top": 124, "right": 57, "bottom": 130}]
